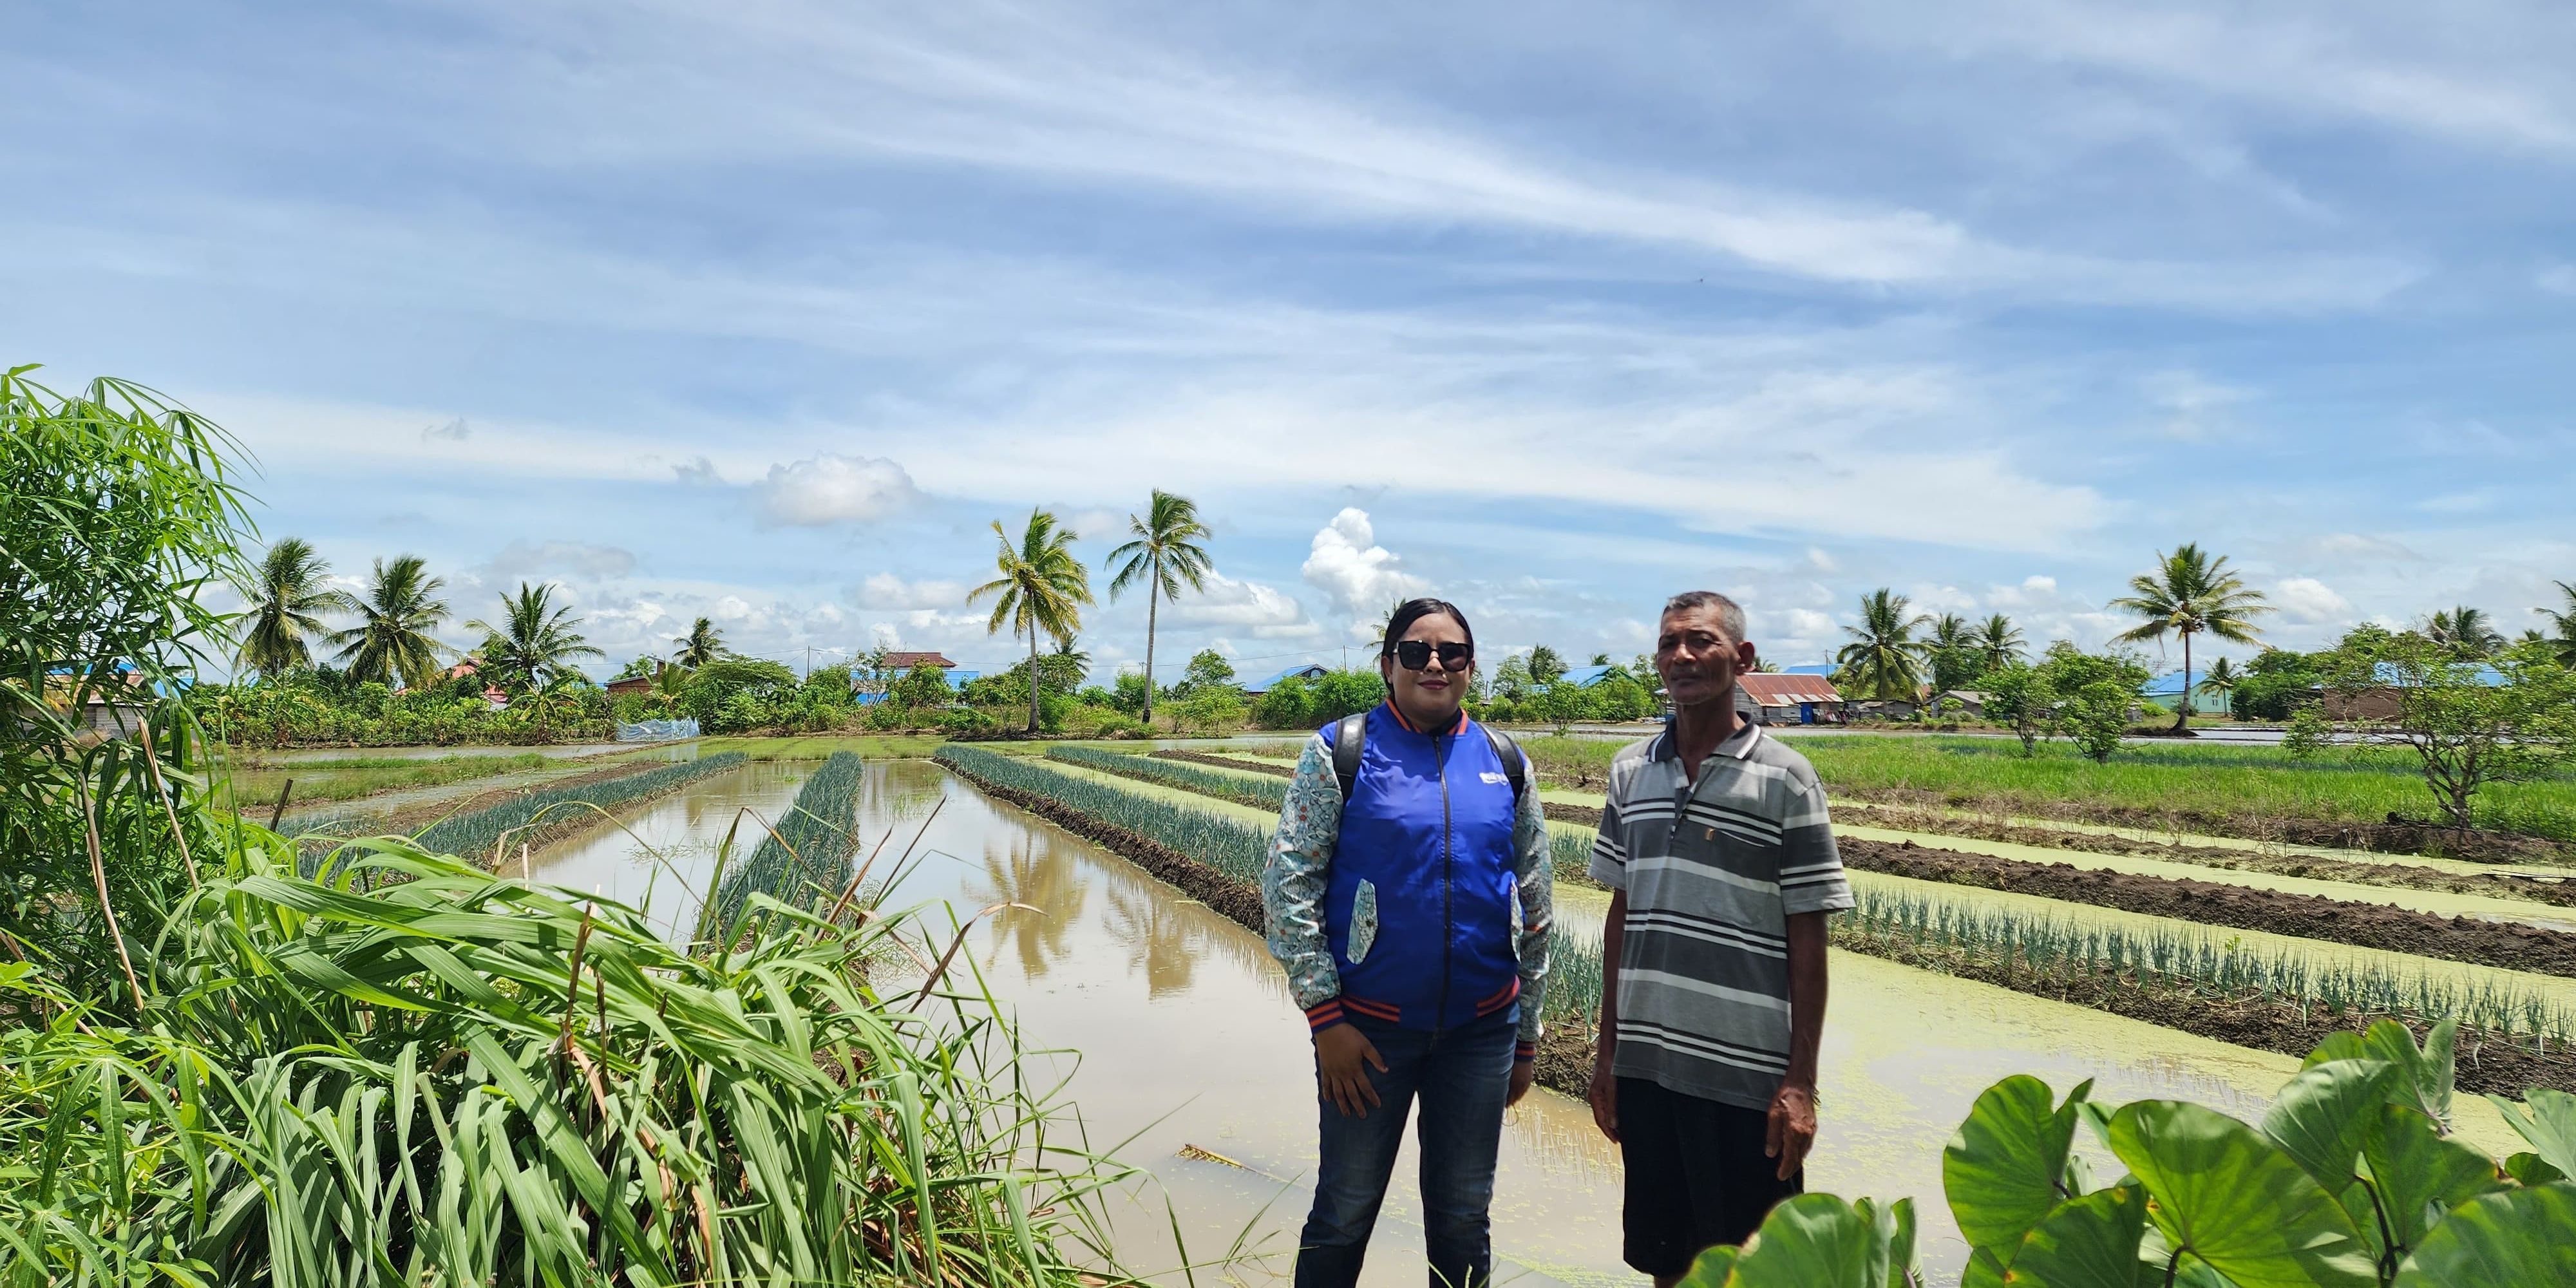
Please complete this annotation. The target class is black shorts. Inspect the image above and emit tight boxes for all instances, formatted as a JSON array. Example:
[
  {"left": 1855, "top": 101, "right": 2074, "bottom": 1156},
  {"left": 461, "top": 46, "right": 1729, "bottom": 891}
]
[{"left": 1616, "top": 1076, "right": 1802, "bottom": 1276}]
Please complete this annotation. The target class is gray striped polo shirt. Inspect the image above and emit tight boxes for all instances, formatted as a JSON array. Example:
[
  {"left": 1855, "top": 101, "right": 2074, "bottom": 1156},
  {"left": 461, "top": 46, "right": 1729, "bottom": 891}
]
[{"left": 1587, "top": 721, "right": 1852, "bottom": 1111}]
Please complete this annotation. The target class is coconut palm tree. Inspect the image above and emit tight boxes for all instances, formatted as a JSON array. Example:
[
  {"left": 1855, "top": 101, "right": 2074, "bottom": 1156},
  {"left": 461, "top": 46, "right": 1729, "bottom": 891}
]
[
  {"left": 2197, "top": 656, "right": 2240, "bottom": 717},
  {"left": 970, "top": 509, "right": 1094, "bottom": 733},
  {"left": 1834, "top": 589, "right": 1931, "bottom": 702},
  {"left": 2109, "top": 543, "right": 2271, "bottom": 732},
  {"left": 2537, "top": 580, "right": 2576, "bottom": 667},
  {"left": 1976, "top": 613, "right": 2027, "bottom": 676},
  {"left": 1103, "top": 490, "right": 1213, "bottom": 726},
  {"left": 238, "top": 537, "right": 354, "bottom": 677},
  {"left": 467, "top": 582, "right": 605, "bottom": 694},
  {"left": 329, "top": 555, "right": 452, "bottom": 690},
  {"left": 672, "top": 617, "right": 726, "bottom": 668},
  {"left": 1926, "top": 612, "right": 1977, "bottom": 690},
  {"left": 2425, "top": 605, "right": 2504, "bottom": 659}
]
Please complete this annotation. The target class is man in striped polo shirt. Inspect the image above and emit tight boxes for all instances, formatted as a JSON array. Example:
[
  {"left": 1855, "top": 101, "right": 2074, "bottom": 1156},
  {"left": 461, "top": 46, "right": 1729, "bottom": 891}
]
[{"left": 1586, "top": 591, "right": 1852, "bottom": 1281}]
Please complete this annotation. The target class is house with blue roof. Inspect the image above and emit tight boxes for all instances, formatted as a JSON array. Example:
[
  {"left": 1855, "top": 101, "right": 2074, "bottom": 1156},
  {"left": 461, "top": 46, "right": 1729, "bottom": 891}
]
[
  {"left": 1244, "top": 663, "right": 1328, "bottom": 697},
  {"left": 2142, "top": 669, "right": 2231, "bottom": 716},
  {"left": 2323, "top": 660, "right": 2510, "bottom": 721}
]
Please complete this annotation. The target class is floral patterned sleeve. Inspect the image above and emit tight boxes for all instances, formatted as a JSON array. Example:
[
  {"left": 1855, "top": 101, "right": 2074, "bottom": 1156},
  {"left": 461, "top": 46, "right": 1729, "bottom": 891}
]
[
  {"left": 1263, "top": 734, "right": 1344, "bottom": 1019},
  {"left": 1510, "top": 750, "right": 1553, "bottom": 1054}
]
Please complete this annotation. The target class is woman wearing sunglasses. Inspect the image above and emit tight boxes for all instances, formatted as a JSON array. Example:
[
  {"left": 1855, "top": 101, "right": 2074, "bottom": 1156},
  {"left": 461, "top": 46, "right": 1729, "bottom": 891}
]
[{"left": 1263, "top": 597, "right": 1554, "bottom": 1288}]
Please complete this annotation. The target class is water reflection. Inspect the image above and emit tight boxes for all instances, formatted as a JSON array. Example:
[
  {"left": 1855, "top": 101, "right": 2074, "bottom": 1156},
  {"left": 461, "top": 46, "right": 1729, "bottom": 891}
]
[{"left": 963, "top": 833, "right": 1092, "bottom": 977}]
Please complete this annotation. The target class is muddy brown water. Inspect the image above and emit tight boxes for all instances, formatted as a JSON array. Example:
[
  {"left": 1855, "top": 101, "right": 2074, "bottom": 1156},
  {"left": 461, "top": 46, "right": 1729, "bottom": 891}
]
[{"left": 526, "top": 759, "right": 2519, "bottom": 1287}]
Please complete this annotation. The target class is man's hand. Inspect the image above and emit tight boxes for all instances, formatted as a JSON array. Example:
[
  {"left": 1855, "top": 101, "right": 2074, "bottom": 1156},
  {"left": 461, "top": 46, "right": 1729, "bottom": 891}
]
[
  {"left": 1507, "top": 1058, "right": 1535, "bottom": 1107},
  {"left": 1315, "top": 1024, "right": 1387, "bottom": 1117},
  {"left": 1586, "top": 1056, "right": 1618, "bottom": 1142},
  {"left": 1766, "top": 1082, "right": 1817, "bottom": 1180}
]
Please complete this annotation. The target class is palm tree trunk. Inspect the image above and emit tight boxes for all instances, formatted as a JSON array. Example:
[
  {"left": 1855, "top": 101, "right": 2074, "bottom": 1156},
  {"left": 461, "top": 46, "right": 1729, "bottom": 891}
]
[
  {"left": 1142, "top": 551, "right": 1161, "bottom": 726},
  {"left": 1027, "top": 622, "right": 1041, "bottom": 734},
  {"left": 2175, "top": 632, "right": 2193, "bottom": 733}
]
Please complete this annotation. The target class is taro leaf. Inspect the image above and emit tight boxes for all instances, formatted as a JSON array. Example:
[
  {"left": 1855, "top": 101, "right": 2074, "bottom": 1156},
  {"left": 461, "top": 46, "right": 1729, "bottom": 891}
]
[
  {"left": 2391, "top": 1182, "right": 2576, "bottom": 1287},
  {"left": 2262, "top": 1059, "right": 2398, "bottom": 1194},
  {"left": 2363, "top": 1103, "right": 2506, "bottom": 1255},
  {"left": 1958, "top": 1247, "right": 2007, "bottom": 1288},
  {"left": 2361, "top": 1018, "right": 2457, "bottom": 1126},
  {"left": 2502, "top": 1152, "right": 2566, "bottom": 1188},
  {"left": 1676, "top": 1244, "right": 1738, "bottom": 1288},
  {"left": 1942, "top": 1075, "right": 2088, "bottom": 1260},
  {"left": 2108, "top": 1099, "right": 2377, "bottom": 1288},
  {"left": 2484, "top": 1088, "right": 2576, "bottom": 1180},
  {"left": 2302, "top": 1030, "right": 2371, "bottom": 1070},
  {"left": 1997, "top": 1182, "right": 2150, "bottom": 1288},
  {"left": 1723, "top": 1193, "right": 1889, "bottom": 1287},
  {"left": 1880, "top": 1197, "right": 1919, "bottom": 1288}
]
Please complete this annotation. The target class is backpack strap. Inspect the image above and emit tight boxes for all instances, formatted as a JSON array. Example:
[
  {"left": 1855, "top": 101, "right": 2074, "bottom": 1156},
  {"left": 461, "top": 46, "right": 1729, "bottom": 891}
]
[
  {"left": 1480, "top": 723, "right": 1527, "bottom": 804},
  {"left": 1331, "top": 711, "right": 1368, "bottom": 801}
]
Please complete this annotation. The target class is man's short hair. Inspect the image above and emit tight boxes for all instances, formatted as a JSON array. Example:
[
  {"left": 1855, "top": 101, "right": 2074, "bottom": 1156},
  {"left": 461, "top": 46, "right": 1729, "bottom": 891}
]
[{"left": 1662, "top": 591, "right": 1747, "bottom": 647}]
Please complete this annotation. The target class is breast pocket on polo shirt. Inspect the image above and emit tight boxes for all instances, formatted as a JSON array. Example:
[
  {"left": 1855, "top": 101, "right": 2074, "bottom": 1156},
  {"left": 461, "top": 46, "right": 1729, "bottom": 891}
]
[{"left": 1347, "top": 880, "right": 1379, "bottom": 965}]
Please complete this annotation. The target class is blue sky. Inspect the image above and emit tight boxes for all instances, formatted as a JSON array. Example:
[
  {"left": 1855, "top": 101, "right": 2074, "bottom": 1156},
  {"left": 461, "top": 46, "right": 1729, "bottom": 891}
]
[{"left": 9, "top": 1, "right": 2574, "bottom": 683}]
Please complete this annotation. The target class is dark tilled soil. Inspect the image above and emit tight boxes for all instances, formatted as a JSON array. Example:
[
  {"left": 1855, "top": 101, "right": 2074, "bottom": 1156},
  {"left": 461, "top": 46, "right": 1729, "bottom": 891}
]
[
  {"left": 1837, "top": 800, "right": 2576, "bottom": 910},
  {"left": 1841, "top": 837, "right": 2576, "bottom": 980}
]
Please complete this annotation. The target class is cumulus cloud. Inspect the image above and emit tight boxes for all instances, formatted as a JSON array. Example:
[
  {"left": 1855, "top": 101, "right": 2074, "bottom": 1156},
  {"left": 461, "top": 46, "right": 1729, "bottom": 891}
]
[
  {"left": 1986, "top": 575, "right": 2061, "bottom": 609},
  {"left": 672, "top": 455, "right": 723, "bottom": 485},
  {"left": 1302, "top": 508, "right": 1428, "bottom": 634},
  {"left": 1171, "top": 573, "right": 1322, "bottom": 639},
  {"left": 856, "top": 573, "right": 967, "bottom": 610},
  {"left": 2273, "top": 576, "right": 2354, "bottom": 623},
  {"left": 754, "top": 453, "right": 922, "bottom": 526},
  {"left": 479, "top": 538, "right": 638, "bottom": 582}
]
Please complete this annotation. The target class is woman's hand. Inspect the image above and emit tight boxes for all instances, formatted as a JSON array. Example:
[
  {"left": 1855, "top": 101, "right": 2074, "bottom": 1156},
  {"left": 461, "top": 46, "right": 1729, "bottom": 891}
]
[
  {"left": 1506, "top": 1058, "right": 1535, "bottom": 1107},
  {"left": 1316, "top": 1025, "right": 1387, "bottom": 1117}
]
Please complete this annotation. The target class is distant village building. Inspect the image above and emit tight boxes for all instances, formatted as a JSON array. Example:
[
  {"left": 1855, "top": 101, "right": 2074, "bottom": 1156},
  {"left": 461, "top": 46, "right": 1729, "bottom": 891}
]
[
  {"left": 604, "top": 674, "right": 653, "bottom": 698},
  {"left": 2322, "top": 661, "right": 2508, "bottom": 721},
  {"left": 2141, "top": 670, "right": 2230, "bottom": 717},
  {"left": 1244, "top": 663, "right": 1329, "bottom": 696},
  {"left": 1739, "top": 673, "right": 1844, "bottom": 725},
  {"left": 1928, "top": 689, "right": 1987, "bottom": 719}
]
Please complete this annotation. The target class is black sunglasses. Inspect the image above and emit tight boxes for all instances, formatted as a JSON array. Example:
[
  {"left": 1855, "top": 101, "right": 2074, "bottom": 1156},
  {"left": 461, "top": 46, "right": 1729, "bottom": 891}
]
[{"left": 1392, "top": 640, "right": 1474, "bottom": 672}]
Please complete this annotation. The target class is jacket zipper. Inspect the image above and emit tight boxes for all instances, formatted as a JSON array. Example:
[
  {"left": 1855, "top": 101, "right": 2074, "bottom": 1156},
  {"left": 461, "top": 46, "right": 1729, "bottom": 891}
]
[{"left": 1434, "top": 728, "right": 1454, "bottom": 1034}]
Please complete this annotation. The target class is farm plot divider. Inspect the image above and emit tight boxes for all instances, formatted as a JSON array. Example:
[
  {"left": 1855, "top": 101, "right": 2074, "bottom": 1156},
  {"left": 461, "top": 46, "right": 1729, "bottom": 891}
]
[{"left": 299, "top": 751, "right": 750, "bottom": 872}]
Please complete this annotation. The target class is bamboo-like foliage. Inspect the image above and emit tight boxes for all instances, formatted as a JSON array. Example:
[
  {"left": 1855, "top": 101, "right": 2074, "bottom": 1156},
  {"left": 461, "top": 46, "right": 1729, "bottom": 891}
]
[
  {"left": 942, "top": 746, "right": 1606, "bottom": 1023},
  {"left": 1842, "top": 884, "right": 2576, "bottom": 1050},
  {"left": 0, "top": 828, "right": 1141, "bottom": 1287},
  {"left": 710, "top": 751, "right": 868, "bottom": 927}
]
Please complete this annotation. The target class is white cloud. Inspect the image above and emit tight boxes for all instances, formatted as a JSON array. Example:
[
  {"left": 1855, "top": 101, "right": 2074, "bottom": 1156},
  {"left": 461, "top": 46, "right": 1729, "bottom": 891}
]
[
  {"left": 2143, "top": 369, "right": 2249, "bottom": 440},
  {"left": 857, "top": 573, "right": 967, "bottom": 610},
  {"left": 422, "top": 416, "right": 469, "bottom": 442},
  {"left": 1302, "top": 508, "right": 1428, "bottom": 636},
  {"left": 1169, "top": 573, "right": 1321, "bottom": 639},
  {"left": 1987, "top": 575, "right": 2060, "bottom": 608},
  {"left": 754, "top": 454, "right": 923, "bottom": 527},
  {"left": 2305, "top": 533, "right": 2423, "bottom": 562},
  {"left": 2273, "top": 576, "right": 2354, "bottom": 623},
  {"left": 479, "top": 538, "right": 638, "bottom": 582}
]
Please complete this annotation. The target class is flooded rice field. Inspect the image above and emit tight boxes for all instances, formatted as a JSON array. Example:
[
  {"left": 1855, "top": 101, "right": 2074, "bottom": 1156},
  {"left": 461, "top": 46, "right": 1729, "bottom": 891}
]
[{"left": 524, "top": 758, "right": 2519, "bottom": 1286}]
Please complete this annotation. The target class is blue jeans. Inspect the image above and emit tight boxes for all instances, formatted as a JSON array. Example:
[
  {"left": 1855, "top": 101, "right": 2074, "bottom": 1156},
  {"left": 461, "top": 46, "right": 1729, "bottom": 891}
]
[{"left": 1295, "top": 1009, "right": 1516, "bottom": 1288}]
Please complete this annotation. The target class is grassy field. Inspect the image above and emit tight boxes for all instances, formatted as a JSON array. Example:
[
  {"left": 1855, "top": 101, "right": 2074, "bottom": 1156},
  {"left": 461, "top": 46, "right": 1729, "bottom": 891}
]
[
  {"left": 227, "top": 751, "right": 559, "bottom": 809},
  {"left": 1777, "top": 735, "right": 2576, "bottom": 843}
]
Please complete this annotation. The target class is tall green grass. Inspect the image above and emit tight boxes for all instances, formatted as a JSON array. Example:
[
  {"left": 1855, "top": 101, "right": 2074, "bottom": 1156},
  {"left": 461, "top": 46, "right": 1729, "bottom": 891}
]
[
  {"left": 943, "top": 746, "right": 1605, "bottom": 1024},
  {"left": 710, "top": 750, "right": 867, "bottom": 924},
  {"left": 1779, "top": 734, "right": 2576, "bottom": 842},
  {"left": 0, "top": 824, "right": 1146, "bottom": 1286},
  {"left": 1842, "top": 884, "right": 2576, "bottom": 1050}
]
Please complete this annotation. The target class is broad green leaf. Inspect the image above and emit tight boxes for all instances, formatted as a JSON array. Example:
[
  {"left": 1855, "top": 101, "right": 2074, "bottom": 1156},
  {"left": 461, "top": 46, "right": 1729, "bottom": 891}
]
[
  {"left": 2392, "top": 1182, "right": 2576, "bottom": 1287},
  {"left": 2363, "top": 1103, "right": 2506, "bottom": 1255},
  {"left": 2485, "top": 1088, "right": 2576, "bottom": 1180},
  {"left": 1959, "top": 1247, "right": 2007, "bottom": 1288},
  {"left": 2501, "top": 1152, "right": 2565, "bottom": 1188},
  {"left": 1881, "top": 1197, "right": 1918, "bottom": 1288},
  {"left": 2000, "top": 1182, "right": 2149, "bottom": 1288},
  {"left": 1676, "top": 1244, "right": 1738, "bottom": 1287},
  {"left": 1723, "top": 1193, "right": 1889, "bottom": 1287},
  {"left": 1943, "top": 1075, "right": 2088, "bottom": 1258},
  {"left": 2262, "top": 1059, "right": 2398, "bottom": 1193},
  {"left": 2302, "top": 1031, "right": 2371, "bottom": 1070},
  {"left": 2361, "top": 1018, "right": 2457, "bottom": 1125},
  {"left": 2109, "top": 1099, "right": 2377, "bottom": 1288}
]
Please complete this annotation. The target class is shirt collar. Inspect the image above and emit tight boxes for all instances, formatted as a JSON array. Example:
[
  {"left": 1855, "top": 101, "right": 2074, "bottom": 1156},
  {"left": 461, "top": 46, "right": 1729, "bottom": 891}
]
[
  {"left": 1653, "top": 719, "right": 1761, "bottom": 763},
  {"left": 1383, "top": 701, "right": 1468, "bottom": 737}
]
